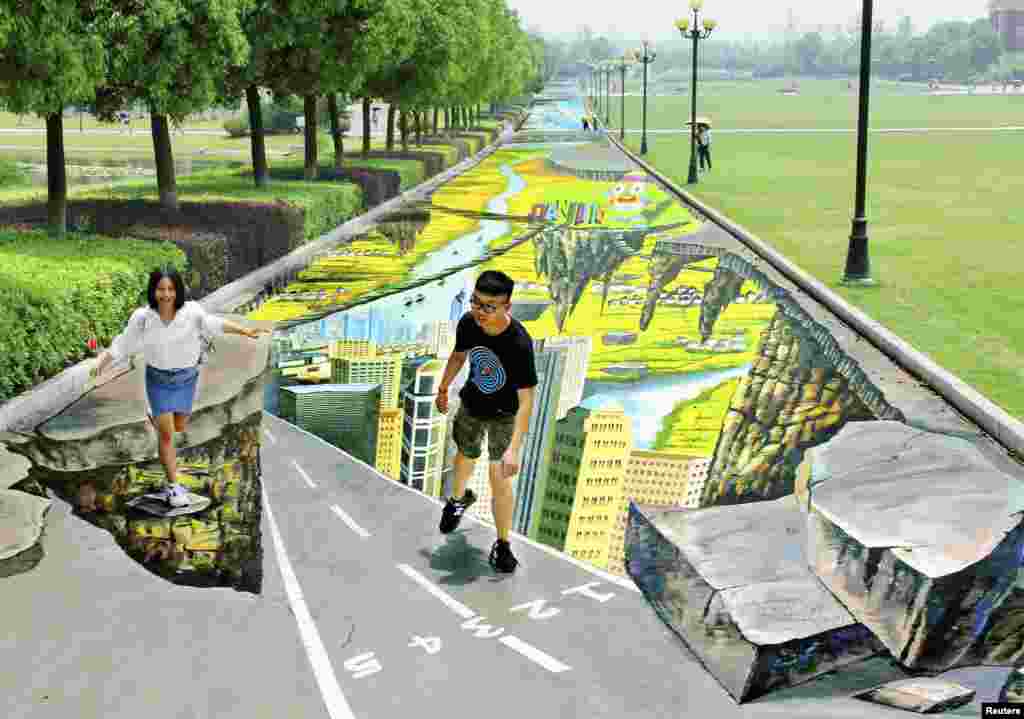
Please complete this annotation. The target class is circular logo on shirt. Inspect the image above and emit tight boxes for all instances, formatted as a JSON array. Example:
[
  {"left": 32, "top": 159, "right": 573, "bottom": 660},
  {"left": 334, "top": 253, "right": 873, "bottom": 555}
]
[{"left": 468, "top": 347, "right": 506, "bottom": 394}]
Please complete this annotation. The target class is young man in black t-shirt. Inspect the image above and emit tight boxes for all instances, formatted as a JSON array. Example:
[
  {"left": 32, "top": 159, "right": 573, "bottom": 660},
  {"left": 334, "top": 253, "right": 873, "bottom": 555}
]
[{"left": 435, "top": 270, "right": 538, "bottom": 573}]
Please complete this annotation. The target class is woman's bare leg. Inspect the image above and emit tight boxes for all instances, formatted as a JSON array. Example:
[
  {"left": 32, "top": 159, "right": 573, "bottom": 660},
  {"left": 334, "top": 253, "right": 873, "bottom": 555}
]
[{"left": 155, "top": 412, "right": 178, "bottom": 485}]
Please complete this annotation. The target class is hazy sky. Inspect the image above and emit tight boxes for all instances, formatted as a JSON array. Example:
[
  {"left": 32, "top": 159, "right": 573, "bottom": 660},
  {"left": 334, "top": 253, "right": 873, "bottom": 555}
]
[{"left": 509, "top": 0, "right": 992, "bottom": 41}]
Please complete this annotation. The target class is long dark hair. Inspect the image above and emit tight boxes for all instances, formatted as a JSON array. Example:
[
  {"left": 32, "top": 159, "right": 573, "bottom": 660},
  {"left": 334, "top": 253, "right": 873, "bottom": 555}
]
[{"left": 146, "top": 267, "right": 186, "bottom": 311}]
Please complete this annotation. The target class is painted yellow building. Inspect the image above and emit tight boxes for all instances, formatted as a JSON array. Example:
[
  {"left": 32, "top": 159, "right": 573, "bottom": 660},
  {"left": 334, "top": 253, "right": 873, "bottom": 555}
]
[
  {"left": 604, "top": 450, "right": 708, "bottom": 576},
  {"left": 330, "top": 339, "right": 377, "bottom": 359},
  {"left": 375, "top": 408, "right": 404, "bottom": 480},
  {"left": 536, "top": 404, "right": 633, "bottom": 571},
  {"left": 331, "top": 354, "right": 403, "bottom": 409}
]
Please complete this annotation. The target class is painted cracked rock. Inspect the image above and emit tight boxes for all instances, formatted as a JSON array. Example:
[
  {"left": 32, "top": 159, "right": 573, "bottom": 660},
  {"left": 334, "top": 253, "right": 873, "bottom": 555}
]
[
  {"left": 803, "top": 420, "right": 1024, "bottom": 672},
  {"left": 624, "top": 497, "right": 885, "bottom": 703}
]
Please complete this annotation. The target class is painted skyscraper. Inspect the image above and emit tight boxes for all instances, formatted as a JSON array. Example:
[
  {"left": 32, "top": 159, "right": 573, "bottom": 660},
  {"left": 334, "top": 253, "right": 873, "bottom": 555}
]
[
  {"left": 512, "top": 337, "right": 573, "bottom": 536},
  {"left": 541, "top": 335, "right": 592, "bottom": 420},
  {"left": 535, "top": 404, "right": 633, "bottom": 571},
  {"left": 279, "top": 384, "right": 381, "bottom": 466},
  {"left": 400, "top": 360, "right": 448, "bottom": 497}
]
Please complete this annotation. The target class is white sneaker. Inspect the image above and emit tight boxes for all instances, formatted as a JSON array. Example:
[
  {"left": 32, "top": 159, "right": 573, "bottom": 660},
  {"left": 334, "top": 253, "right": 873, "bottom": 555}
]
[{"left": 167, "top": 484, "right": 190, "bottom": 508}]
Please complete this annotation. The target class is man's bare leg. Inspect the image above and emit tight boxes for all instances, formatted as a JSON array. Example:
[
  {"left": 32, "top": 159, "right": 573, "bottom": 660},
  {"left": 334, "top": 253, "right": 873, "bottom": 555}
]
[
  {"left": 452, "top": 450, "right": 476, "bottom": 500},
  {"left": 488, "top": 463, "right": 514, "bottom": 542}
]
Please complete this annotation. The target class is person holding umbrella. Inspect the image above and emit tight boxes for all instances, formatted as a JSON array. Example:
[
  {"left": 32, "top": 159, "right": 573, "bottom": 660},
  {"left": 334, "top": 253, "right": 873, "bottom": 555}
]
[{"left": 695, "top": 118, "right": 712, "bottom": 173}]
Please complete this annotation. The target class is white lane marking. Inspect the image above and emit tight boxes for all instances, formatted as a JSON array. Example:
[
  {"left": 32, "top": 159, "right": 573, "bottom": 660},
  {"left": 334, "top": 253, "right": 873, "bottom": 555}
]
[
  {"left": 292, "top": 460, "right": 317, "bottom": 489},
  {"left": 262, "top": 489, "right": 357, "bottom": 719},
  {"left": 263, "top": 412, "right": 641, "bottom": 593},
  {"left": 331, "top": 505, "right": 371, "bottom": 539},
  {"left": 263, "top": 427, "right": 277, "bottom": 444},
  {"left": 498, "top": 635, "right": 572, "bottom": 673},
  {"left": 396, "top": 564, "right": 475, "bottom": 619}
]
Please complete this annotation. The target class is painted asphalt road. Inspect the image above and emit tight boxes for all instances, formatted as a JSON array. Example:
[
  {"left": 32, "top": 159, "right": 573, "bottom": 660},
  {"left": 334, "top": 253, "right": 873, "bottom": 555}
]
[{"left": 258, "top": 412, "right": 1012, "bottom": 719}]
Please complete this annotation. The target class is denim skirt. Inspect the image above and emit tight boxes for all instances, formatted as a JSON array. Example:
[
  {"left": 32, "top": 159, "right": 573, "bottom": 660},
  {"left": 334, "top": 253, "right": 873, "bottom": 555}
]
[{"left": 145, "top": 365, "right": 199, "bottom": 417}]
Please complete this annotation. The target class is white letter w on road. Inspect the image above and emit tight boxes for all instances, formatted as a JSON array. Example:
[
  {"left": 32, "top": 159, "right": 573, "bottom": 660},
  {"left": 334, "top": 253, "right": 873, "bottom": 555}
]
[{"left": 461, "top": 616, "right": 504, "bottom": 638}]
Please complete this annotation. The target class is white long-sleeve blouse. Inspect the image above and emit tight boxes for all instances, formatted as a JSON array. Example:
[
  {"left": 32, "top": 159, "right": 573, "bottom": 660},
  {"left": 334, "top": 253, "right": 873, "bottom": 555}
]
[{"left": 108, "top": 301, "right": 227, "bottom": 371}]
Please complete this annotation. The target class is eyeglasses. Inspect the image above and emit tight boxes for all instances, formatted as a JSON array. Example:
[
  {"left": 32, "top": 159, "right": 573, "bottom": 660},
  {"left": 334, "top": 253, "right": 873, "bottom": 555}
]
[{"left": 469, "top": 295, "right": 503, "bottom": 314}]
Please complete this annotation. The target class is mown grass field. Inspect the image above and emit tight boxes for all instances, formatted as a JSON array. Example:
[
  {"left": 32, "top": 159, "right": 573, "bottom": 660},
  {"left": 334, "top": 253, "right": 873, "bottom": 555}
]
[
  {"left": 617, "top": 78, "right": 1024, "bottom": 419},
  {"left": 608, "top": 77, "right": 1024, "bottom": 129}
]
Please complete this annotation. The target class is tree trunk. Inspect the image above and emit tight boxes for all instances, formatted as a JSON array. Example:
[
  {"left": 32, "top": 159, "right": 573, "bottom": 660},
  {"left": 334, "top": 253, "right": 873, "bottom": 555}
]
[
  {"left": 328, "top": 93, "right": 344, "bottom": 171},
  {"left": 414, "top": 110, "right": 422, "bottom": 146},
  {"left": 386, "top": 104, "right": 395, "bottom": 150},
  {"left": 45, "top": 113, "right": 67, "bottom": 237},
  {"left": 432, "top": 107, "right": 439, "bottom": 135},
  {"left": 246, "top": 85, "right": 269, "bottom": 187},
  {"left": 444, "top": 106, "right": 450, "bottom": 133},
  {"left": 303, "top": 94, "right": 318, "bottom": 180},
  {"left": 150, "top": 113, "right": 178, "bottom": 210},
  {"left": 399, "top": 108, "right": 409, "bottom": 151},
  {"left": 362, "top": 97, "right": 371, "bottom": 158}
]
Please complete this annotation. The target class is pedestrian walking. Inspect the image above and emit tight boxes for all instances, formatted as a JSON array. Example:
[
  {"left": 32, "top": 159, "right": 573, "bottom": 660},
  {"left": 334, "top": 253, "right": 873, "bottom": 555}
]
[
  {"left": 697, "top": 124, "right": 712, "bottom": 172},
  {"left": 91, "top": 267, "right": 270, "bottom": 506},
  {"left": 435, "top": 270, "right": 538, "bottom": 573}
]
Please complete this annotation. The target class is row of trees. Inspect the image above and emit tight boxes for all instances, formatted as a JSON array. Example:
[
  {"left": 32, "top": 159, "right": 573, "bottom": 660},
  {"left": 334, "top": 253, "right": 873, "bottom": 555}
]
[
  {"left": 0, "top": 0, "right": 551, "bottom": 237},
  {"left": 551, "top": 15, "right": 1016, "bottom": 86}
]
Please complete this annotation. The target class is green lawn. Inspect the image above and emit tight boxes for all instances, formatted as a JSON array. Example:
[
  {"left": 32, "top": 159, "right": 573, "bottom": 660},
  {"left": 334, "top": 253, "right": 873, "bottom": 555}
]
[
  {"left": 625, "top": 127, "right": 1024, "bottom": 420},
  {"left": 604, "top": 78, "right": 1024, "bottom": 130}
]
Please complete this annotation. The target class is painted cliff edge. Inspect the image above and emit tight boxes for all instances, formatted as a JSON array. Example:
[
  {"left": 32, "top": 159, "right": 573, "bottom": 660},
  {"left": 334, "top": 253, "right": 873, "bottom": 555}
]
[{"left": 0, "top": 321, "right": 270, "bottom": 590}]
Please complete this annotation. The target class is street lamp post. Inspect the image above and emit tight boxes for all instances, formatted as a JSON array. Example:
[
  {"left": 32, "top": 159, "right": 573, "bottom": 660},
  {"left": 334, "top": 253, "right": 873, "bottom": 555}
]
[
  {"left": 605, "top": 63, "right": 611, "bottom": 127},
  {"left": 675, "top": 0, "right": 716, "bottom": 185},
  {"left": 635, "top": 41, "right": 656, "bottom": 154},
  {"left": 617, "top": 52, "right": 633, "bottom": 141},
  {"left": 843, "top": 0, "right": 875, "bottom": 285}
]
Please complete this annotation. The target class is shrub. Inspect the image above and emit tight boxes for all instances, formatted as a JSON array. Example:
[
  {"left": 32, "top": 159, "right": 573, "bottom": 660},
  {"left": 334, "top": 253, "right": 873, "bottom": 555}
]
[
  {"left": 223, "top": 116, "right": 249, "bottom": 137},
  {"left": 0, "top": 229, "right": 185, "bottom": 402}
]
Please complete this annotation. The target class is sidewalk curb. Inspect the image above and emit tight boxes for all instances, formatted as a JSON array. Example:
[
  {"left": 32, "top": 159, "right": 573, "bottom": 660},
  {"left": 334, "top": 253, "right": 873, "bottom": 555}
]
[
  {"left": 0, "top": 114, "right": 525, "bottom": 435},
  {"left": 605, "top": 129, "right": 1024, "bottom": 460}
]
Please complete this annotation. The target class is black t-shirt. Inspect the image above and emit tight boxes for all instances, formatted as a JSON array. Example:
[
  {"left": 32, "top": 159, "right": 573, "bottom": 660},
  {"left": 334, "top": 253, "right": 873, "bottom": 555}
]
[{"left": 454, "top": 313, "right": 538, "bottom": 418}]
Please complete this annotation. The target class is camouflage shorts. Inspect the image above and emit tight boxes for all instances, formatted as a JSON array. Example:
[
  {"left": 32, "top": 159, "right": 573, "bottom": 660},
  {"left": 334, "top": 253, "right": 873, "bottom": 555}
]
[{"left": 452, "top": 405, "right": 516, "bottom": 462}]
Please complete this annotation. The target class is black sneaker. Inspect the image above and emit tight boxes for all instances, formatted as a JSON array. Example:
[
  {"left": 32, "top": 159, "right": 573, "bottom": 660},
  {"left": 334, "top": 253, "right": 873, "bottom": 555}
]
[
  {"left": 439, "top": 489, "right": 476, "bottom": 534},
  {"left": 489, "top": 539, "right": 519, "bottom": 573}
]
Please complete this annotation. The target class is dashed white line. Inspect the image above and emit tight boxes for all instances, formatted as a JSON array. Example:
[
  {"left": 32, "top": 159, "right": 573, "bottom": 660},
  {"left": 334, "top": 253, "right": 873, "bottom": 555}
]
[
  {"left": 292, "top": 460, "right": 317, "bottom": 489},
  {"left": 396, "top": 564, "right": 475, "bottom": 619},
  {"left": 498, "top": 636, "right": 573, "bottom": 673},
  {"left": 331, "top": 504, "right": 371, "bottom": 539},
  {"left": 262, "top": 489, "right": 356, "bottom": 719},
  {"left": 396, "top": 563, "right": 572, "bottom": 673}
]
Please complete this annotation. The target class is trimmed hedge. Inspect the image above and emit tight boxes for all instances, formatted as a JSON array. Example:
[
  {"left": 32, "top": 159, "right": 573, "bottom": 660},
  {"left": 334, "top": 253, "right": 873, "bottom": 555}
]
[{"left": 0, "top": 228, "right": 185, "bottom": 402}]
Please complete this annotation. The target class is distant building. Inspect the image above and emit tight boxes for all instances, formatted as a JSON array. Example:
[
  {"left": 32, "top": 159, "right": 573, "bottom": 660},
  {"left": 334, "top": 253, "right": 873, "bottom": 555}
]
[
  {"left": 541, "top": 335, "right": 592, "bottom": 421},
  {"left": 279, "top": 384, "right": 380, "bottom": 466},
  {"left": 991, "top": 0, "right": 1024, "bottom": 51}
]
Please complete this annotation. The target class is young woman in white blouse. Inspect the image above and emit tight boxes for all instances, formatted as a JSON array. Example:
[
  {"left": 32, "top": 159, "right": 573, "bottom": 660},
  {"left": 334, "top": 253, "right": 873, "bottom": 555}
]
[{"left": 92, "top": 268, "right": 269, "bottom": 504}]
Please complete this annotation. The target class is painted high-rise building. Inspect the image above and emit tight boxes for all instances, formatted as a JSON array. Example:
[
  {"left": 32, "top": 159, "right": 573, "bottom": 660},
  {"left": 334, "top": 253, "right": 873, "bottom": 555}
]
[
  {"left": 279, "top": 383, "right": 381, "bottom": 466},
  {"left": 375, "top": 408, "right": 404, "bottom": 480},
  {"left": 400, "top": 360, "right": 448, "bottom": 496},
  {"left": 514, "top": 337, "right": 573, "bottom": 536},
  {"left": 423, "top": 320, "right": 457, "bottom": 358},
  {"left": 605, "top": 450, "right": 708, "bottom": 576},
  {"left": 332, "top": 354, "right": 403, "bottom": 410},
  {"left": 535, "top": 404, "right": 632, "bottom": 571},
  {"left": 330, "top": 339, "right": 377, "bottom": 359},
  {"left": 541, "top": 335, "right": 592, "bottom": 420}
]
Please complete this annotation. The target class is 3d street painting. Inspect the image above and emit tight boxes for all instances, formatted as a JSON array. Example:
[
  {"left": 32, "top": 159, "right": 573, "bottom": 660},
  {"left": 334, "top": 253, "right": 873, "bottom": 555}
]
[{"left": 1, "top": 89, "right": 1021, "bottom": 708}]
